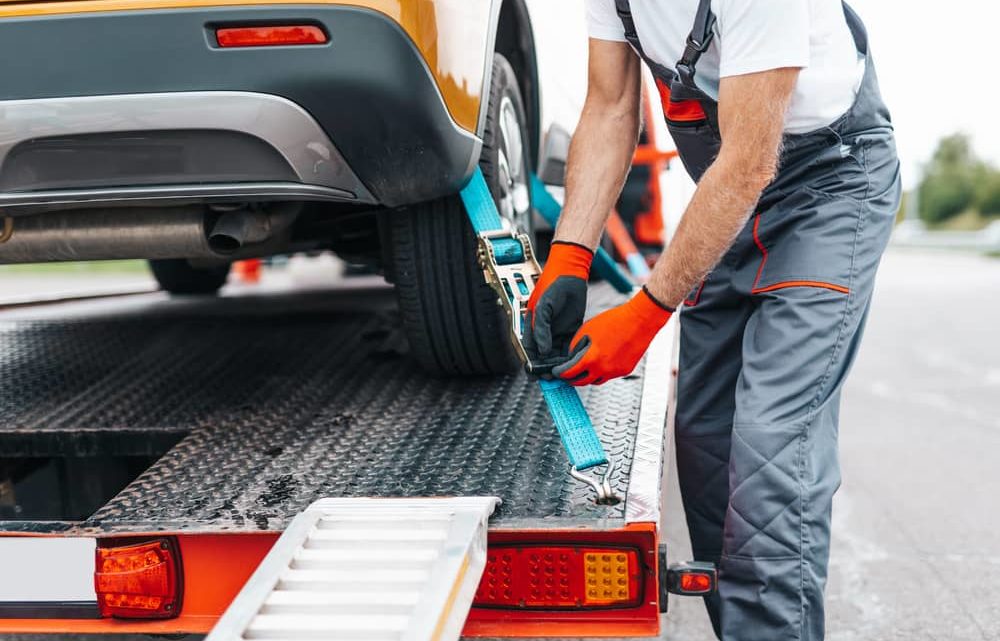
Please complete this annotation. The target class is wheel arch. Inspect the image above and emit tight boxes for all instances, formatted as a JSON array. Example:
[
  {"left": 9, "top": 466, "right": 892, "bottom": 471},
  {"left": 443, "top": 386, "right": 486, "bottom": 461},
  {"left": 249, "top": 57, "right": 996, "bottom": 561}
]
[{"left": 493, "top": 0, "right": 541, "bottom": 172}]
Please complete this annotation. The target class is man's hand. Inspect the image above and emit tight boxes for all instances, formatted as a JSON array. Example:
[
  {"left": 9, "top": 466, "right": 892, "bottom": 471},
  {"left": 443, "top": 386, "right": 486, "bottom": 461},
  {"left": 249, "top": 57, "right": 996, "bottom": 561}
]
[
  {"left": 523, "top": 241, "right": 593, "bottom": 367},
  {"left": 553, "top": 287, "right": 673, "bottom": 386}
]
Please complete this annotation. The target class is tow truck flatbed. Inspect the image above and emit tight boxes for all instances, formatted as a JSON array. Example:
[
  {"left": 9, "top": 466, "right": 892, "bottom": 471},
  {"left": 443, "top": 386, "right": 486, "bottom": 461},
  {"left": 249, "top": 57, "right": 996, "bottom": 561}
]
[{"left": 0, "top": 279, "right": 675, "bottom": 636}]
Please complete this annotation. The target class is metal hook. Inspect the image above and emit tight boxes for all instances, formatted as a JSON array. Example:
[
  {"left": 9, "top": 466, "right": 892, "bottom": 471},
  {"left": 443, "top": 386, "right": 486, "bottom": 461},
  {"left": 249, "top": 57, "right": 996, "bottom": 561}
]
[{"left": 570, "top": 458, "right": 622, "bottom": 505}]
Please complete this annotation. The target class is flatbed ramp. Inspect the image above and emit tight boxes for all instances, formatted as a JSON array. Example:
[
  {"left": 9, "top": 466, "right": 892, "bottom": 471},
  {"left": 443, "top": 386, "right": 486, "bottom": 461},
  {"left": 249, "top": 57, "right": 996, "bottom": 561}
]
[
  {"left": 207, "top": 497, "right": 498, "bottom": 641},
  {"left": 0, "top": 280, "right": 674, "bottom": 636}
]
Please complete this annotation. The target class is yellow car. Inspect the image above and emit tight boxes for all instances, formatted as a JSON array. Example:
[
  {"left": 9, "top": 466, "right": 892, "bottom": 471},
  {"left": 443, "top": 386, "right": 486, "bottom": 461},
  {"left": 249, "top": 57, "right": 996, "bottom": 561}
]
[{"left": 0, "top": 0, "right": 588, "bottom": 375}]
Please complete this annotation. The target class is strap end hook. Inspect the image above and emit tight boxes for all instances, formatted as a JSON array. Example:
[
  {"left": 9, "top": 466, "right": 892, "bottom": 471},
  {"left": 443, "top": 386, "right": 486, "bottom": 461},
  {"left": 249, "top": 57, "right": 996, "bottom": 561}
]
[{"left": 570, "top": 459, "right": 622, "bottom": 506}]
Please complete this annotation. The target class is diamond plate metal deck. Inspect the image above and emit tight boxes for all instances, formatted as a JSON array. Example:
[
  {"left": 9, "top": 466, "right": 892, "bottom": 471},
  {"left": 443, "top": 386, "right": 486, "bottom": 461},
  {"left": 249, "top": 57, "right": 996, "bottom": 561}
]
[{"left": 0, "top": 283, "right": 661, "bottom": 535}]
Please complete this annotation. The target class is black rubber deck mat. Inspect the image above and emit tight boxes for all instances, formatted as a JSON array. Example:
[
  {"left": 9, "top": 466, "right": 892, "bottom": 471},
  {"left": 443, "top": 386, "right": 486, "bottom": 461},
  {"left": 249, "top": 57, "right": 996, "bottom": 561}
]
[{"left": 0, "top": 283, "right": 645, "bottom": 534}]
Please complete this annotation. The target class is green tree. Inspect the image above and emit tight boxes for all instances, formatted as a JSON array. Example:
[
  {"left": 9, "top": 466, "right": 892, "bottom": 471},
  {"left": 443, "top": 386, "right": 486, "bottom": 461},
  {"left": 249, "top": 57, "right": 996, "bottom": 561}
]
[
  {"left": 975, "top": 171, "right": 1000, "bottom": 217},
  {"left": 918, "top": 133, "right": 987, "bottom": 224}
]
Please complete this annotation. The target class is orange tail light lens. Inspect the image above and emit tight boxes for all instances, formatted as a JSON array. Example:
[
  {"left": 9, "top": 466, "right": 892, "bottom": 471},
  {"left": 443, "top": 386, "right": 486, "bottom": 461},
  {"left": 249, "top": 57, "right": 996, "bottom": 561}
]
[
  {"left": 474, "top": 546, "right": 642, "bottom": 609},
  {"left": 95, "top": 539, "right": 181, "bottom": 619},
  {"left": 216, "top": 25, "right": 328, "bottom": 48}
]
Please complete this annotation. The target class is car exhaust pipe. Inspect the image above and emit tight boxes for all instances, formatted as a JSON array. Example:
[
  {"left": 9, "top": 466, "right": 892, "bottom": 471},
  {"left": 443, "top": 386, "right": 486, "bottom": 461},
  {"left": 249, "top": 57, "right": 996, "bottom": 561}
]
[
  {"left": 206, "top": 206, "right": 295, "bottom": 256},
  {"left": 208, "top": 209, "right": 254, "bottom": 255},
  {"left": 0, "top": 205, "right": 298, "bottom": 264}
]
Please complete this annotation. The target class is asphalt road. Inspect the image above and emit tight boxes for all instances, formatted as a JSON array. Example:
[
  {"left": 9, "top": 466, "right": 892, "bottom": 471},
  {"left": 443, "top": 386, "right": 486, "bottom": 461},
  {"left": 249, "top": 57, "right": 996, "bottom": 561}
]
[{"left": 662, "top": 248, "right": 1000, "bottom": 641}]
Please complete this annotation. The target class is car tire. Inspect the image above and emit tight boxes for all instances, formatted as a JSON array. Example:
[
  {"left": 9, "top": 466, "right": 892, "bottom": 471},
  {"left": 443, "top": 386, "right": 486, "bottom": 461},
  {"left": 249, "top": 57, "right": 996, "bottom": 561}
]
[
  {"left": 148, "top": 259, "right": 231, "bottom": 295},
  {"left": 390, "top": 53, "right": 533, "bottom": 376}
]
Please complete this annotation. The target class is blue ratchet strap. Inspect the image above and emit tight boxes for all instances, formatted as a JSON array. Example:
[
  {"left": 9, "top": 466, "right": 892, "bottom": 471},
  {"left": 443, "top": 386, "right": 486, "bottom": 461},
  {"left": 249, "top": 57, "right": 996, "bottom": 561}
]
[
  {"left": 537, "top": 379, "right": 606, "bottom": 470},
  {"left": 460, "top": 170, "right": 526, "bottom": 265},
  {"left": 625, "top": 253, "right": 652, "bottom": 280},
  {"left": 459, "top": 168, "right": 618, "bottom": 504},
  {"left": 529, "top": 174, "right": 635, "bottom": 294}
]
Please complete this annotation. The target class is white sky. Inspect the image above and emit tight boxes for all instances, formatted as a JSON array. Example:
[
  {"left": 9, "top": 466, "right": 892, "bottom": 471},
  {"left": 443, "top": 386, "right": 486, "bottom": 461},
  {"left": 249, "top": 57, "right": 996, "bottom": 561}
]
[
  {"left": 849, "top": 0, "right": 1000, "bottom": 188},
  {"left": 549, "top": 1, "right": 997, "bottom": 190}
]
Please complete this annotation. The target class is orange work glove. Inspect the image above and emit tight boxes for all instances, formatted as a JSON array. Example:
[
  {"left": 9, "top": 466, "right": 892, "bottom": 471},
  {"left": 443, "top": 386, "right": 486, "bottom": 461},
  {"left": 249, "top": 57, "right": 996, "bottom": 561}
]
[
  {"left": 553, "top": 286, "right": 674, "bottom": 386},
  {"left": 523, "top": 241, "right": 593, "bottom": 363}
]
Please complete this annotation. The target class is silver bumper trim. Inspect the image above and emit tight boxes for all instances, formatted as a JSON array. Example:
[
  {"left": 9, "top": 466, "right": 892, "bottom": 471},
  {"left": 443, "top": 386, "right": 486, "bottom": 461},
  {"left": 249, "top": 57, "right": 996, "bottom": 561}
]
[
  {"left": 0, "top": 182, "right": 357, "bottom": 212},
  {"left": 0, "top": 91, "right": 376, "bottom": 205}
]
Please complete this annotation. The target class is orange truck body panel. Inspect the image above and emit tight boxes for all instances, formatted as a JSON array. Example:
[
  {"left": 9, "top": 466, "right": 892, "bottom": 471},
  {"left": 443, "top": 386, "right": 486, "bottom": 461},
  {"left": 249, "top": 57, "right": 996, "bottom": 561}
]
[
  {"left": 0, "top": 524, "right": 660, "bottom": 636},
  {"left": 0, "top": 533, "right": 278, "bottom": 634}
]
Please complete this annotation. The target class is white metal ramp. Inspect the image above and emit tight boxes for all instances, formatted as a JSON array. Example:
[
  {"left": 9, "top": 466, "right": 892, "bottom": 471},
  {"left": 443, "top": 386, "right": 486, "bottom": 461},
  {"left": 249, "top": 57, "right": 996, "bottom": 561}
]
[{"left": 206, "top": 497, "right": 499, "bottom": 641}]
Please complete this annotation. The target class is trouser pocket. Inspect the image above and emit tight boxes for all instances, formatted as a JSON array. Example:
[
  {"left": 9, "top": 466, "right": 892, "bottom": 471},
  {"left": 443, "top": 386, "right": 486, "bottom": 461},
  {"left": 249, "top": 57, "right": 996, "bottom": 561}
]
[{"left": 750, "top": 190, "right": 860, "bottom": 296}]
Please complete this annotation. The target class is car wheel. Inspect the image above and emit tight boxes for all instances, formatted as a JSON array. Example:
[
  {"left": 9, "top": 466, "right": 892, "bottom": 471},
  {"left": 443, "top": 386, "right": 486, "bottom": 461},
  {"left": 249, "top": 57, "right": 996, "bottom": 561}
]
[
  {"left": 148, "top": 259, "right": 231, "bottom": 295},
  {"left": 390, "top": 53, "right": 532, "bottom": 376}
]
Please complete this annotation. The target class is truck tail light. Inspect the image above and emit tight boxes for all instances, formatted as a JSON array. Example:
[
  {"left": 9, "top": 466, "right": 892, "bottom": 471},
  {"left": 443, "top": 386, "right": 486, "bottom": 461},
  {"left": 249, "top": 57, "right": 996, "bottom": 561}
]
[
  {"left": 474, "top": 545, "right": 642, "bottom": 609},
  {"left": 216, "top": 25, "right": 328, "bottom": 48},
  {"left": 666, "top": 561, "right": 717, "bottom": 596},
  {"left": 95, "top": 539, "right": 181, "bottom": 619}
]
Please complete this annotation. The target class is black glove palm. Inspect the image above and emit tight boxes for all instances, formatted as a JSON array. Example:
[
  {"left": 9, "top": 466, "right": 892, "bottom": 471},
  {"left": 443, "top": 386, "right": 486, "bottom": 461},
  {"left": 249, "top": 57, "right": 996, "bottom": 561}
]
[{"left": 523, "top": 275, "right": 588, "bottom": 371}]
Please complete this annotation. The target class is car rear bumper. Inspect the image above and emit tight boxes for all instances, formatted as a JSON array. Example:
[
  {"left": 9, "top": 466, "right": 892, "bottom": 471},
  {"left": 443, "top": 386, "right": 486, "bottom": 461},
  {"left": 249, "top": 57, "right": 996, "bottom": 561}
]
[{"left": 0, "top": 5, "right": 482, "bottom": 209}]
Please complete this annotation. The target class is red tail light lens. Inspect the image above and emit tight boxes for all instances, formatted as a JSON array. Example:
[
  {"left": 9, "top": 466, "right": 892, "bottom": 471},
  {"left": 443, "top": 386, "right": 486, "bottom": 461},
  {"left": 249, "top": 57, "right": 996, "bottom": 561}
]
[
  {"left": 666, "top": 561, "right": 717, "bottom": 596},
  {"left": 474, "top": 546, "right": 642, "bottom": 609},
  {"left": 95, "top": 539, "right": 181, "bottom": 619},
  {"left": 680, "top": 572, "right": 712, "bottom": 594},
  {"left": 216, "top": 25, "right": 328, "bottom": 48}
]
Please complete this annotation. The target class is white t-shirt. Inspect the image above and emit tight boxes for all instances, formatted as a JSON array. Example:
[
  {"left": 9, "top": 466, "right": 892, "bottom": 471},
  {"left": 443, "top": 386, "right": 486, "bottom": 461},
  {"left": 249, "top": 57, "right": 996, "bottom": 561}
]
[{"left": 586, "top": 0, "right": 865, "bottom": 134}]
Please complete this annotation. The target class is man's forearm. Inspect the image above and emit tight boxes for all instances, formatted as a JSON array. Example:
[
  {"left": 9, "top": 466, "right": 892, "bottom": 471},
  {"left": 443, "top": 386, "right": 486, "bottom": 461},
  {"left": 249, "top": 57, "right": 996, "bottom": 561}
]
[
  {"left": 554, "top": 85, "right": 640, "bottom": 250},
  {"left": 645, "top": 68, "right": 799, "bottom": 309},
  {"left": 644, "top": 155, "right": 766, "bottom": 309}
]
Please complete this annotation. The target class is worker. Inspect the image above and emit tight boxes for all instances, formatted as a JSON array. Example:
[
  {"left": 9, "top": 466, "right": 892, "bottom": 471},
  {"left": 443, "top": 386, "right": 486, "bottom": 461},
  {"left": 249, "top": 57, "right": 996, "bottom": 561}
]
[{"left": 524, "top": 1, "right": 900, "bottom": 639}]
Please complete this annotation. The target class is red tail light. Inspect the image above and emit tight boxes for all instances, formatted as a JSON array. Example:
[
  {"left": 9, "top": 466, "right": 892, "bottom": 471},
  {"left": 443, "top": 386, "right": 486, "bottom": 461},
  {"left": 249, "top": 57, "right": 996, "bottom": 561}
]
[
  {"left": 666, "top": 561, "right": 717, "bottom": 596},
  {"left": 95, "top": 539, "right": 181, "bottom": 619},
  {"left": 216, "top": 25, "right": 328, "bottom": 48},
  {"left": 474, "top": 545, "right": 643, "bottom": 609}
]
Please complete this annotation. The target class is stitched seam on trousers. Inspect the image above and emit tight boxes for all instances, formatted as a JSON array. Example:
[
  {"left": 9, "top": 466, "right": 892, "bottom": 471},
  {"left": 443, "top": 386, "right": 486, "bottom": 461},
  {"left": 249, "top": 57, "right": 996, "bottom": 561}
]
[
  {"left": 684, "top": 279, "right": 707, "bottom": 306},
  {"left": 752, "top": 280, "right": 851, "bottom": 295},
  {"left": 676, "top": 431, "right": 735, "bottom": 442},
  {"left": 682, "top": 443, "right": 729, "bottom": 467},
  {"left": 796, "top": 146, "right": 873, "bottom": 640},
  {"left": 685, "top": 485, "right": 728, "bottom": 531},
  {"left": 806, "top": 147, "right": 871, "bottom": 417},
  {"left": 729, "top": 498, "right": 800, "bottom": 557},
  {"left": 733, "top": 421, "right": 810, "bottom": 430},
  {"left": 680, "top": 443, "right": 731, "bottom": 499},
  {"left": 722, "top": 553, "right": 800, "bottom": 561},
  {"left": 751, "top": 210, "right": 768, "bottom": 291},
  {"left": 796, "top": 420, "right": 807, "bottom": 641},
  {"left": 727, "top": 428, "right": 801, "bottom": 497}
]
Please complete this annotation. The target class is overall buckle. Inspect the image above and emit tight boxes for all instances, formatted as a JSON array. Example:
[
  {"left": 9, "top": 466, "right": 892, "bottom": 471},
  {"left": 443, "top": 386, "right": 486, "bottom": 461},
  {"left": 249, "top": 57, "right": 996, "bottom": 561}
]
[{"left": 686, "top": 32, "right": 712, "bottom": 53}]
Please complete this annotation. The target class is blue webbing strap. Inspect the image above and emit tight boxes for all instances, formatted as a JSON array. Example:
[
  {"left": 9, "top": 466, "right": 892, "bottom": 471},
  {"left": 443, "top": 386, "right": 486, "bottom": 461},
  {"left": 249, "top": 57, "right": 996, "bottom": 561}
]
[
  {"left": 459, "top": 170, "right": 526, "bottom": 265},
  {"left": 537, "top": 380, "right": 607, "bottom": 470},
  {"left": 529, "top": 174, "right": 635, "bottom": 294},
  {"left": 459, "top": 167, "right": 609, "bottom": 472},
  {"left": 625, "top": 253, "right": 652, "bottom": 280}
]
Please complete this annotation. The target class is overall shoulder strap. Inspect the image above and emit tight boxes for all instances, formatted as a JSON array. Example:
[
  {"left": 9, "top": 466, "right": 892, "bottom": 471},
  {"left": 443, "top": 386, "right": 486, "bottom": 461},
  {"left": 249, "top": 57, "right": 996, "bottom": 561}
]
[
  {"left": 841, "top": 1, "right": 869, "bottom": 55},
  {"left": 676, "top": 0, "right": 716, "bottom": 89},
  {"left": 614, "top": 0, "right": 676, "bottom": 82}
]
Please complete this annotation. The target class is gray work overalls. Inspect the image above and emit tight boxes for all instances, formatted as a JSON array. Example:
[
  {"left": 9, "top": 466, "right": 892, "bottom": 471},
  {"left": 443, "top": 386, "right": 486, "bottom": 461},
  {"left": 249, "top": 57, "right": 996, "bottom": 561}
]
[{"left": 615, "top": 1, "right": 902, "bottom": 639}]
